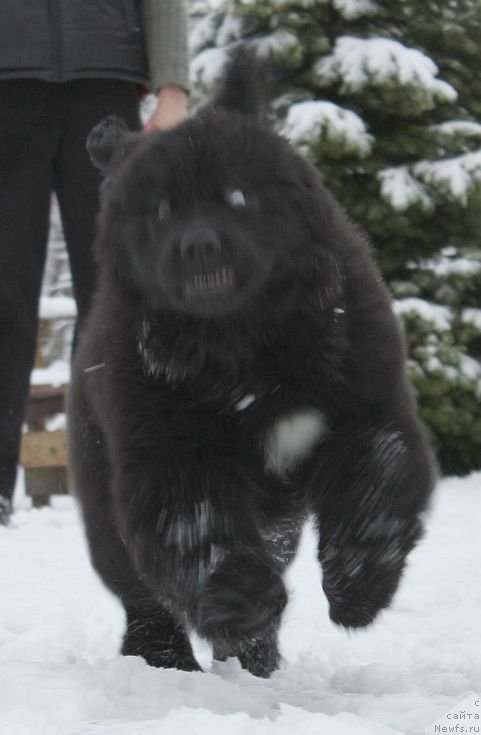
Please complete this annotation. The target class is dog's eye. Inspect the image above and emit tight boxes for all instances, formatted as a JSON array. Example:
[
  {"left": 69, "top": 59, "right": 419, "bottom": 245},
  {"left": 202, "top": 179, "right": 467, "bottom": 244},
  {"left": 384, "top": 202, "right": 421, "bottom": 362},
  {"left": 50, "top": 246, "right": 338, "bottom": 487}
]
[
  {"left": 158, "top": 199, "right": 171, "bottom": 221},
  {"left": 226, "top": 189, "right": 247, "bottom": 208}
]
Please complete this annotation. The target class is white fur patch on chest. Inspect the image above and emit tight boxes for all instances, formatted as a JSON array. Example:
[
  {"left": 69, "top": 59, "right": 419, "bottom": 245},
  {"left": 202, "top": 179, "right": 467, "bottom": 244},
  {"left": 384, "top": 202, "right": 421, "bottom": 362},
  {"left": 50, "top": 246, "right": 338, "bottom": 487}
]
[{"left": 264, "top": 409, "right": 328, "bottom": 478}]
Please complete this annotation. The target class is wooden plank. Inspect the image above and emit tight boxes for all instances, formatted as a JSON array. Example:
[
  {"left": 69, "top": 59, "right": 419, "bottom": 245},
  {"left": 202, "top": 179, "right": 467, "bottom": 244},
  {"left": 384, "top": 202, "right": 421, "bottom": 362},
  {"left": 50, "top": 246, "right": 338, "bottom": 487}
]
[
  {"left": 20, "top": 430, "right": 68, "bottom": 469},
  {"left": 26, "top": 384, "right": 67, "bottom": 431},
  {"left": 26, "top": 397, "right": 66, "bottom": 431},
  {"left": 30, "top": 384, "right": 67, "bottom": 400},
  {"left": 34, "top": 320, "right": 52, "bottom": 369},
  {"left": 24, "top": 467, "right": 69, "bottom": 505}
]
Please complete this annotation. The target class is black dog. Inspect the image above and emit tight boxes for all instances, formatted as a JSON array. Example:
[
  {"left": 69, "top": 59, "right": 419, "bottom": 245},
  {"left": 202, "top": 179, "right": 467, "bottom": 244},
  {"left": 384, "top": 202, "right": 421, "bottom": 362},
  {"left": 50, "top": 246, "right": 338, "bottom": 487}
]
[{"left": 69, "top": 51, "right": 435, "bottom": 678}]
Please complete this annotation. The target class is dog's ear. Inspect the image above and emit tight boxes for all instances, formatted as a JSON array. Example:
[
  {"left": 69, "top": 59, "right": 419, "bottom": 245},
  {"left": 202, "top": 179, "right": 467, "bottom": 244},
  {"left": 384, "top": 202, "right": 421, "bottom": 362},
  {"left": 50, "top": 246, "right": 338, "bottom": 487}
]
[
  {"left": 212, "top": 46, "right": 268, "bottom": 122},
  {"left": 86, "top": 116, "right": 141, "bottom": 176}
]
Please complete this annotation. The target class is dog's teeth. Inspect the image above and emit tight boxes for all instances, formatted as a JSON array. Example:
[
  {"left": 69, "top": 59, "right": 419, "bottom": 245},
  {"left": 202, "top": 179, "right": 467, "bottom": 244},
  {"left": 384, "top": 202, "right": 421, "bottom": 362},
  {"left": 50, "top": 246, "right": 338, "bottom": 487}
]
[{"left": 186, "top": 268, "right": 235, "bottom": 298}]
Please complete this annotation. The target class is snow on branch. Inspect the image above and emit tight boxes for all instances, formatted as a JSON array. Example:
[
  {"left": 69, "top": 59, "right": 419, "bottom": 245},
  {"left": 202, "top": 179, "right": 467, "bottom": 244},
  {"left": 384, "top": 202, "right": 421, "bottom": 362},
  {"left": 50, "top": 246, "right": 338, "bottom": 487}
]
[
  {"left": 393, "top": 298, "right": 453, "bottom": 331},
  {"left": 201, "top": 0, "right": 227, "bottom": 9},
  {"left": 378, "top": 166, "right": 432, "bottom": 211},
  {"left": 216, "top": 13, "right": 245, "bottom": 48},
  {"left": 317, "top": 37, "right": 457, "bottom": 104},
  {"left": 190, "top": 13, "right": 218, "bottom": 54},
  {"left": 283, "top": 100, "right": 373, "bottom": 157},
  {"left": 191, "top": 46, "right": 228, "bottom": 90},
  {"left": 407, "top": 248, "right": 481, "bottom": 277},
  {"left": 237, "top": 0, "right": 321, "bottom": 7},
  {"left": 379, "top": 151, "right": 481, "bottom": 209},
  {"left": 414, "top": 150, "right": 481, "bottom": 205},
  {"left": 254, "top": 30, "right": 302, "bottom": 61},
  {"left": 431, "top": 121, "right": 481, "bottom": 138},
  {"left": 333, "top": 0, "right": 379, "bottom": 19},
  {"left": 462, "top": 308, "right": 481, "bottom": 330}
]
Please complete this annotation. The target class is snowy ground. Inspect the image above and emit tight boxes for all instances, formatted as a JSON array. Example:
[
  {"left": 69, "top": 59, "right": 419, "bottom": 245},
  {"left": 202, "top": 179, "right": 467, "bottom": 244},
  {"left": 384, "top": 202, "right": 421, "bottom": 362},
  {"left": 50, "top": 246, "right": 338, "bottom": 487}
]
[{"left": 1, "top": 474, "right": 480, "bottom": 735}]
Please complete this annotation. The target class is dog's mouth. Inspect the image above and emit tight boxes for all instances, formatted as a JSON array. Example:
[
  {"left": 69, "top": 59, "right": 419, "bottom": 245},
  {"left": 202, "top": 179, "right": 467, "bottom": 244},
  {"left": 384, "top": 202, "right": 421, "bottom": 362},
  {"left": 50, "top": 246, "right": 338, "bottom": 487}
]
[{"left": 184, "top": 268, "right": 236, "bottom": 300}]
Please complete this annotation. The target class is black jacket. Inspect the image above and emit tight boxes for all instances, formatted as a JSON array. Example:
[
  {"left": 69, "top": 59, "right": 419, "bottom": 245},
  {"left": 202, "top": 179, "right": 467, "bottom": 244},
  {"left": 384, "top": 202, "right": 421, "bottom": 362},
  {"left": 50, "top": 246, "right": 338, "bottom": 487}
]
[{"left": 0, "top": 0, "right": 149, "bottom": 85}]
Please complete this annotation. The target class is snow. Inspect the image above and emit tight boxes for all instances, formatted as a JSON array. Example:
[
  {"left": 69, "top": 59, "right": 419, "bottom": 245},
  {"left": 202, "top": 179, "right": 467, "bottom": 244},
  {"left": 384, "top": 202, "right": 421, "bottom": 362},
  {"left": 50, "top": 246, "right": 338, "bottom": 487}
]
[
  {"left": 39, "top": 296, "right": 77, "bottom": 320},
  {"left": 237, "top": 0, "right": 321, "bottom": 7},
  {"left": 316, "top": 37, "right": 457, "bottom": 103},
  {"left": 333, "top": 0, "right": 379, "bottom": 20},
  {"left": 283, "top": 100, "right": 373, "bottom": 156},
  {"left": 407, "top": 249, "right": 481, "bottom": 277},
  {"left": 377, "top": 152, "right": 481, "bottom": 213},
  {"left": 190, "top": 21, "right": 214, "bottom": 57},
  {"left": 216, "top": 14, "right": 245, "bottom": 48},
  {"left": 191, "top": 46, "right": 228, "bottom": 90},
  {"left": 458, "top": 354, "right": 481, "bottom": 383},
  {"left": 393, "top": 298, "right": 452, "bottom": 331},
  {"left": 431, "top": 120, "right": 481, "bottom": 138},
  {"left": 254, "top": 31, "right": 300, "bottom": 61},
  {"left": 414, "top": 150, "right": 481, "bottom": 206},
  {"left": 378, "top": 166, "right": 432, "bottom": 211},
  {"left": 31, "top": 359, "right": 70, "bottom": 387},
  {"left": 191, "top": 0, "right": 226, "bottom": 11},
  {"left": 1, "top": 473, "right": 480, "bottom": 734},
  {"left": 461, "top": 308, "right": 481, "bottom": 330}
]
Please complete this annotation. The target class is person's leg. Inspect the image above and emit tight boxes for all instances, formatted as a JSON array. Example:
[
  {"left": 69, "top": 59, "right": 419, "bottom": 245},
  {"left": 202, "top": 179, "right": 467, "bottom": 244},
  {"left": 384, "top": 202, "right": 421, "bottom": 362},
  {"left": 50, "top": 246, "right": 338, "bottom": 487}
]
[
  {"left": 0, "top": 81, "right": 56, "bottom": 519},
  {"left": 54, "top": 80, "right": 141, "bottom": 339}
]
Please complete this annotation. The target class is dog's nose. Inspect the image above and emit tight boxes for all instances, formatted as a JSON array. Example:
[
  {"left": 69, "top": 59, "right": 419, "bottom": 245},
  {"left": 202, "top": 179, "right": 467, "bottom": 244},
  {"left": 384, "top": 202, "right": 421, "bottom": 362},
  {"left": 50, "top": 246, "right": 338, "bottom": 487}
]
[{"left": 180, "top": 228, "right": 222, "bottom": 267}]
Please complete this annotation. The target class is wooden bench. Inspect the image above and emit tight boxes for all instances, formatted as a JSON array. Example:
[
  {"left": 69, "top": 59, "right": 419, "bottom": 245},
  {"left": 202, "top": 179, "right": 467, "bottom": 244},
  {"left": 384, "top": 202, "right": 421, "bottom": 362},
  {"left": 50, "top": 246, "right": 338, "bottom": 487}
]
[
  {"left": 20, "top": 384, "right": 69, "bottom": 507},
  {"left": 19, "top": 297, "right": 76, "bottom": 506}
]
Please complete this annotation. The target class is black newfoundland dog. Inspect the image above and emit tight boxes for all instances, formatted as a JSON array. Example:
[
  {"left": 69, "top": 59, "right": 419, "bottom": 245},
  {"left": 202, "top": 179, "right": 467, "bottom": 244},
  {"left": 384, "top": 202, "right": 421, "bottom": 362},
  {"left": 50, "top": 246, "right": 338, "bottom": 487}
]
[{"left": 69, "top": 51, "right": 435, "bottom": 678}]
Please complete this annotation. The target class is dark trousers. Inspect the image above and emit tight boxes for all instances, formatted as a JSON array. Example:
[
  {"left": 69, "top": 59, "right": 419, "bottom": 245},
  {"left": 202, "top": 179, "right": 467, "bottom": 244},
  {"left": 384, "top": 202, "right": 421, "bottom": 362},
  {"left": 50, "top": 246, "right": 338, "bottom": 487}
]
[{"left": 0, "top": 79, "right": 141, "bottom": 504}]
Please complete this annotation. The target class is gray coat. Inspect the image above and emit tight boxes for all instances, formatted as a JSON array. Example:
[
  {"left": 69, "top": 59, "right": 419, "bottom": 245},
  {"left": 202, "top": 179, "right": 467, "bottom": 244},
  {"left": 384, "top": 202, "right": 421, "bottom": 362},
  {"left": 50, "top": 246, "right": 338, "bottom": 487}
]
[{"left": 0, "top": 0, "right": 189, "bottom": 91}]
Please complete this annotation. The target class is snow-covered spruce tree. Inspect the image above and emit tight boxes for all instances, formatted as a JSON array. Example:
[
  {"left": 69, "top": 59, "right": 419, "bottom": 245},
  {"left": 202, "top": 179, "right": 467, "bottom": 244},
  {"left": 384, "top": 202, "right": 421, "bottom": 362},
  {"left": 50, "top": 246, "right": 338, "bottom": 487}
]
[{"left": 190, "top": 0, "right": 481, "bottom": 476}]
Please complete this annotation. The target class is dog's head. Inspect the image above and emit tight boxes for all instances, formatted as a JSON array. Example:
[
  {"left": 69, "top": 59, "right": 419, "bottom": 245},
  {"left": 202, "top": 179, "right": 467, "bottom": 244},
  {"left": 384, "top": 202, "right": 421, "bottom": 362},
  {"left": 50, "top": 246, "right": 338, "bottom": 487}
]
[{"left": 88, "top": 49, "right": 340, "bottom": 322}]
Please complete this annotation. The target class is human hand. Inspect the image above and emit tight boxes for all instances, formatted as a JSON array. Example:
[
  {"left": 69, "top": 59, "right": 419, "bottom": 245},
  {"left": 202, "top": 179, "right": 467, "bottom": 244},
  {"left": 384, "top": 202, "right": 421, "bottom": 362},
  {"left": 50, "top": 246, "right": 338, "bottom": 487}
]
[{"left": 144, "top": 84, "right": 188, "bottom": 132}]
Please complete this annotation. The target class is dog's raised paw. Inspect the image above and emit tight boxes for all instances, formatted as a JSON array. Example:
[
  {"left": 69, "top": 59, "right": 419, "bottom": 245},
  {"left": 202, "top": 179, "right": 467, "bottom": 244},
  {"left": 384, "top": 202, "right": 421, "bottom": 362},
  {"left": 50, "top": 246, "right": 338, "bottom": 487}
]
[{"left": 195, "top": 552, "right": 287, "bottom": 645}]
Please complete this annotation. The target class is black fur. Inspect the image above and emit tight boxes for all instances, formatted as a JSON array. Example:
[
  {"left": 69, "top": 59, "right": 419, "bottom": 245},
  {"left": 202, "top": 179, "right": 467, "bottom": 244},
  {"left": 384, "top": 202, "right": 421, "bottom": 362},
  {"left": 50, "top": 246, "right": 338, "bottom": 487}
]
[{"left": 69, "top": 51, "right": 436, "bottom": 678}]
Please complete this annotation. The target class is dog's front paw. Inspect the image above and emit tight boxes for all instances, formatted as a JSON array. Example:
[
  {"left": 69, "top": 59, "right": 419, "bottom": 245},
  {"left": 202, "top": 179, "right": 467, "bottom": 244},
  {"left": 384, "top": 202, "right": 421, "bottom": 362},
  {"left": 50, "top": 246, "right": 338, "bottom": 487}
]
[
  {"left": 320, "top": 515, "right": 425, "bottom": 628},
  {"left": 321, "top": 538, "right": 409, "bottom": 628},
  {"left": 195, "top": 552, "right": 287, "bottom": 645}
]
